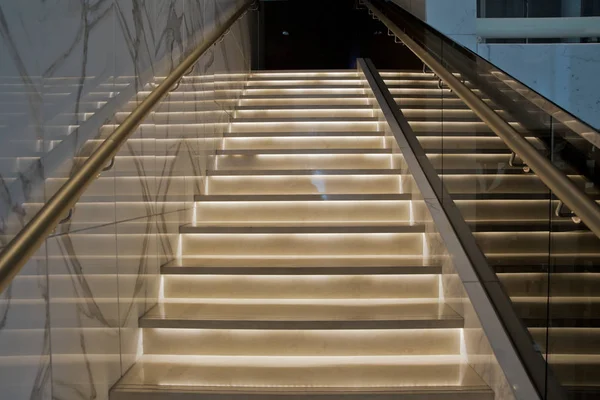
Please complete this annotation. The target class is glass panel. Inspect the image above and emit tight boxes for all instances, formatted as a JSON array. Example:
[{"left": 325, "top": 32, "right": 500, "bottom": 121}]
[
  {"left": 546, "top": 117, "right": 600, "bottom": 399},
  {"left": 440, "top": 40, "right": 553, "bottom": 400},
  {"left": 373, "top": 0, "right": 600, "bottom": 397}
]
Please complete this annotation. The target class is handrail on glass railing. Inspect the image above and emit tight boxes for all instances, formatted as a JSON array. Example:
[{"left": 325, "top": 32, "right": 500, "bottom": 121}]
[
  {"left": 358, "top": 56, "right": 567, "bottom": 400},
  {"left": 362, "top": 0, "right": 600, "bottom": 239},
  {"left": 0, "top": 0, "right": 256, "bottom": 295}
]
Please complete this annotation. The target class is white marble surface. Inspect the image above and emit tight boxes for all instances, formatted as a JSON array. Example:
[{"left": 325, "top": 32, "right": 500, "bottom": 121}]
[{"left": 0, "top": 1, "right": 254, "bottom": 399}]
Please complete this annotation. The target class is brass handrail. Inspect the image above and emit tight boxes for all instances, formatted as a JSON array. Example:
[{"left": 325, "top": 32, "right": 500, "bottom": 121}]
[
  {"left": 0, "top": 0, "right": 255, "bottom": 294},
  {"left": 363, "top": 0, "right": 600, "bottom": 239}
]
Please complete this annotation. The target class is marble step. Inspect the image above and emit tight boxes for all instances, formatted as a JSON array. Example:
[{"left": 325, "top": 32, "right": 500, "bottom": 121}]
[
  {"left": 513, "top": 298, "right": 600, "bottom": 327},
  {"left": 243, "top": 82, "right": 446, "bottom": 90},
  {"left": 180, "top": 232, "right": 426, "bottom": 257},
  {"left": 499, "top": 273, "right": 600, "bottom": 296},
  {"left": 207, "top": 169, "right": 402, "bottom": 176},
  {"left": 110, "top": 355, "right": 492, "bottom": 400},
  {"left": 474, "top": 230, "right": 600, "bottom": 255},
  {"left": 139, "top": 300, "right": 463, "bottom": 329},
  {"left": 193, "top": 199, "right": 416, "bottom": 224},
  {"left": 221, "top": 136, "right": 386, "bottom": 150},
  {"left": 241, "top": 87, "right": 456, "bottom": 97},
  {"left": 228, "top": 118, "right": 379, "bottom": 134},
  {"left": 216, "top": 149, "right": 391, "bottom": 155},
  {"left": 205, "top": 174, "right": 403, "bottom": 195},
  {"left": 238, "top": 92, "right": 458, "bottom": 101},
  {"left": 180, "top": 223, "right": 427, "bottom": 234},
  {"left": 250, "top": 70, "right": 362, "bottom": 78},
  {"left": 195, "top": 194, "right": 414, "bottom": 201},
  {"left": 142, "top": 328, "right": 461, "bottom": 356},
  {"left": 488, "top": 254, "right": 600, "bottom": 272},
  {"left": 161, "top": 274, "right": 440, "bottom": 300},
  {"left": 530, "top": 327, "right": 600, "bottom": 354},
  {"left": 546, "top": 355, "right": 600, "bottom": 394},
  {"left": 246, "top": 77, "right": 438, "bottom": 85},
  {"left": 212, "top": 155, "right": 393, "bottom": 170},
  {"left": 162, "top": 258, "right": 442, "bottom": 275}
]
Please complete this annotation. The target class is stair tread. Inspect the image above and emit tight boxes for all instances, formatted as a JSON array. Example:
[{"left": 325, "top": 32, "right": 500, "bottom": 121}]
[
  {"left": 207, "top": 169, "right": 399, "bottom": 176},
  {"left": 216, "top": 149, "right": 391, "bottom": 154},
  {"left": 180, "top": 223, "right": 426, "bottom": 234},
  {"left": 163, "top": 256, "right": 443, "bottom": 276},
  {"left": 195, "top": 194, "right": 415, "bottom": 201},
  {"left": 167, "top": 256, "right": 442, "bottom": 268},
  {"left": 111, "top": 355, "right": 492, "bottom": 397},
  {"left": 140, "top": 301, "right": 463, "bottom": 329},
  {"left": 224, "top": 130, "right": 385, "bottom": 137}
]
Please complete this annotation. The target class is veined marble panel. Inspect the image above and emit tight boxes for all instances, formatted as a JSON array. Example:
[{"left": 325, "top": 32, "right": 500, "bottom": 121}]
[
  {"left": 0, "top": 246, "right": 51, "bottom": 400},
  {"left": 0, "top": 1, "right": 255, "bottom": 399},
  {"left": 47, "top": 225, "right": 120, "bottom": 400},
  {"left": 117, "top": 215, "right": 159, "bottom": 375}
]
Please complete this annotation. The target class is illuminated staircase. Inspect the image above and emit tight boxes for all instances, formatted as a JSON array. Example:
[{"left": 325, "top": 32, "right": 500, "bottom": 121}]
[
  {"left": 108, "top": 71, "right": 494, "bottom": 398},
  {"left": 109, "top": 70, "right": 600, "bottom": 398}
]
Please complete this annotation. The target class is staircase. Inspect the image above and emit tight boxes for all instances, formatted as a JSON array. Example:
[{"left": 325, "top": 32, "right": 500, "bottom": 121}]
[
  {"left": 109, "top": 70, "right": 494, "bottom": 399},
  {"left": 109, "top": 70, "right": 600, "bottom": 398}
]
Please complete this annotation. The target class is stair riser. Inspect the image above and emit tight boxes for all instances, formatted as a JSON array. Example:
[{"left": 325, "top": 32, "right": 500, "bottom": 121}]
[
  {"left": 110, "top": 391, "right": 493, "bottom": 400},
  {"left": 475, "top": 231, "right": 600, "bottom": 254},
  {"left": 530, "top": 328, "right": 600, "bottom": 354},
  {"left": 181, "top": 233, "right": 426, "bottom": 257},
  {"left": 162, "top": 275, "right": 440, "bottom": 299},
  {"left": 214, "top": 154, "right": 392, "bottom": 170},
  {"left": 194, "top": 201, "right": 415, "bottom": 224},
  {"left": 206, "top": 175, "right": 402, "bottom": 195},
  {"left": 230, "top": 121, "right": 380, "bottom": 133},
  {"left": 222, "top": 136, "right": 386, "bottom": 150},
  {"left": 232, "top": 109, "right": 487, "bottom": 120},
  {"left": 500, "top": 273, "right": 600, "bottom": 297},
  {"left": 142, "top": 328, "right": 461, "bottom": 356}
]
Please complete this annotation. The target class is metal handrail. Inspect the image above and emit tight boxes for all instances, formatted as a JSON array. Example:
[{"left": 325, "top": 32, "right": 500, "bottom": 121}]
[
  {"left": 358, "top": 57, "right": 567, "bottom": 400},
  {"left": 0, "top": 0, "right": 255, "bottom": 295},
  {"left": 362, "top": 0, "right": 600, "bottom": 239}
]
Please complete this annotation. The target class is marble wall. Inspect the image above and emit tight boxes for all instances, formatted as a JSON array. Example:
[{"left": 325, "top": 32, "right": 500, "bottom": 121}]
[{"left": 0, "top": 1, "right": 255, "bottom": 399}]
